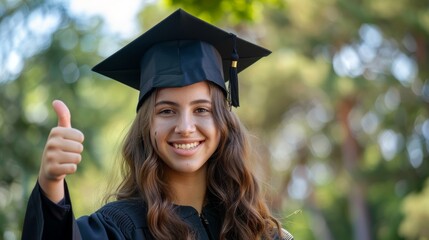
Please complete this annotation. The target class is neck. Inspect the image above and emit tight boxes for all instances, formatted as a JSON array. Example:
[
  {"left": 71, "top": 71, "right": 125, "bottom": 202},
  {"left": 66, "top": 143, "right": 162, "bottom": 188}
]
[{"left": 165, "top": 165, "right": 207, "bottom": 213}]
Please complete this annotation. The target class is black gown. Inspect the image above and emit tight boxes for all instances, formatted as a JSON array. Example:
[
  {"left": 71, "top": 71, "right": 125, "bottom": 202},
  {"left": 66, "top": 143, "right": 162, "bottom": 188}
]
[{"left": 22, "top": 182, "right": 293, "bottom": 240}]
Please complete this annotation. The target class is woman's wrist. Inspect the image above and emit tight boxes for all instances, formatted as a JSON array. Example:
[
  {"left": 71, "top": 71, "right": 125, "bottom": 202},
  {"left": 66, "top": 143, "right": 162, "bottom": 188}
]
[{"left": 38, "top": 176, "right": 65, "bottom": 204}]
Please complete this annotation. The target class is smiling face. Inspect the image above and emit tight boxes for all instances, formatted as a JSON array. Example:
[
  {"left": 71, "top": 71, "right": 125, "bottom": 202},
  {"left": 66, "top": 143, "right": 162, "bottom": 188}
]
[{"left": 151, "top": 81, "right": 221, "bottom": 177}]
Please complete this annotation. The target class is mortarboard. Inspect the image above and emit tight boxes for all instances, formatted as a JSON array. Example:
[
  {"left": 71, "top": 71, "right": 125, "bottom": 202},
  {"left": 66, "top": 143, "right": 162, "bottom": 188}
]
[{"left": 92, "top": 9, "right": 271, "bottom": 111}]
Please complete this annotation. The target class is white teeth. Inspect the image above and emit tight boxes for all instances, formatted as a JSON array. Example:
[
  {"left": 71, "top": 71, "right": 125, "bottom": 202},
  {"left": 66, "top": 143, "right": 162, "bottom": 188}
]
[{"left": 173, "top": 142, "right": 199, "bottom": 150}]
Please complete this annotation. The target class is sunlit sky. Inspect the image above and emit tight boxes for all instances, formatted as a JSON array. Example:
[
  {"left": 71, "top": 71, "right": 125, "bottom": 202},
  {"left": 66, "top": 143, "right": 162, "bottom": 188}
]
[
  {"left": 68, "top": 0, "right": 154, "bottom": 38},
  {"left": 1, "top": 0, "right": 152, "bottom": 83}
]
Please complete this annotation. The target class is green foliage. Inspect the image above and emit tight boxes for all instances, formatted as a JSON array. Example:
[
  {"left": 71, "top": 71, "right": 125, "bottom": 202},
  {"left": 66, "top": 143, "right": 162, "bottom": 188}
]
[
  {"left": 162, "top": 0, "right": 285, "bottom": 22},
  {"left": 400, "top": 180, "right": 429, "bottom": 239},
  {"left": 0, "top": 0, "right": 136, "bottom": 238},
  {"left": 160, "top": 0, "right": 429, "bottom": 239}
]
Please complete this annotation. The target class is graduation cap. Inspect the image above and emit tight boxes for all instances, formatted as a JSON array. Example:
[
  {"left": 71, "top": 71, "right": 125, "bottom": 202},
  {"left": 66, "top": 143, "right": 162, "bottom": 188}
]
[{"left": 92, "top": 9, "right": 271, "bottom": 111}]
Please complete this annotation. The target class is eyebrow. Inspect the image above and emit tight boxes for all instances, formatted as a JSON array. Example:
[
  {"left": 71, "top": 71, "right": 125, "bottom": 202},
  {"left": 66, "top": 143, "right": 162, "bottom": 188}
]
[{"left": 155, "top": 99, "right": 212, "bottom": 107}]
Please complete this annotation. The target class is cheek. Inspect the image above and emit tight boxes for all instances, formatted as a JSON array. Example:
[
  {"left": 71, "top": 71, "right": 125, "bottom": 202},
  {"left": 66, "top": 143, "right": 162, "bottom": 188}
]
[
  {"left": 198, "top": 118, "right": 220, "bottom": 140},
  {"left": 150, "top": 127, "right": 165, "bottom": 153},
  {"left": 151, "top": 119, "right": 173, "bottom": 143},
  {"left": 152, "top": 118, "right": 175, "bottom": 130},
  {"left": 148, "top": 127, "right": 156, "bottom": 150},
  {"left": 150, "top": 120, "right": 161, "bottom": 147}
]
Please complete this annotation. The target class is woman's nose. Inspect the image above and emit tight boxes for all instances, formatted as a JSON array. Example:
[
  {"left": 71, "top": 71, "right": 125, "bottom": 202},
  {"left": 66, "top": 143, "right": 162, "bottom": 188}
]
[{"left": 175, "top": 112, "right": 196, "bottom": 135}]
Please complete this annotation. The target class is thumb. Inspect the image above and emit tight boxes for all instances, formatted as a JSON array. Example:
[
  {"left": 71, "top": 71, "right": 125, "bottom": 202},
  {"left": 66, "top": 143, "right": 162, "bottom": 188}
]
[{"left": 52, "top": 100, "right": 71, "bottom": 128}]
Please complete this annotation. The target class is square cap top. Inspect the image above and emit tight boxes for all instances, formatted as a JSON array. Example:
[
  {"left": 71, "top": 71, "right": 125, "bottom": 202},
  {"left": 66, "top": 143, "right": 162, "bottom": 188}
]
[{"left": 92, "top": 9, "right": 271, "bottom": 110}]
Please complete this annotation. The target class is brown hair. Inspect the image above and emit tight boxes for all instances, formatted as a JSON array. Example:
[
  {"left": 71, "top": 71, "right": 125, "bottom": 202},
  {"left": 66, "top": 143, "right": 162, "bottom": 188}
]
[{"left": 115, "top": 82, "right": 281, "bottom": 239}]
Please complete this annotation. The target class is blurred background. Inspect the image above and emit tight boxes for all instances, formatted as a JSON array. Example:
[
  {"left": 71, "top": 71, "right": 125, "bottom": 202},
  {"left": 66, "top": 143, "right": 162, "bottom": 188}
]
[{"left": 1, "top": 0, "right": 429, "bottom": 239}]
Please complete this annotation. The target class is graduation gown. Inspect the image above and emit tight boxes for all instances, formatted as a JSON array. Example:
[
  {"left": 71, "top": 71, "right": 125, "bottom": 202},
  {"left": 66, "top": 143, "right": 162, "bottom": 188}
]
[
  {"left": 22, "top": 182, "right": 293, "bottom": 240},
  {"left": 22, "top": 181, "right": 222, "bottom": 240}
]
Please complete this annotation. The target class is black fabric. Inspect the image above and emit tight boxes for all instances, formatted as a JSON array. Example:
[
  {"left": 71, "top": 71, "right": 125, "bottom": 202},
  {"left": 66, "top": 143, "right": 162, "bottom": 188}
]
[
  {"left": 22, "top": 182, "right": 44, "bottom": 240},
  {"left": 92, "top": 9, "right": 271, "bottom": 89},
  {"left": 22, "top": 181, "right": 223, "bottom": 240},
  {"left": 40, "top": 191, "right": 73, "bottom": 239},
  {"left": 22, "top": 181, "right": 74, "bottom": 240},
  {"left": 136, "top": 40, "right": 225, "bottom": 110}
]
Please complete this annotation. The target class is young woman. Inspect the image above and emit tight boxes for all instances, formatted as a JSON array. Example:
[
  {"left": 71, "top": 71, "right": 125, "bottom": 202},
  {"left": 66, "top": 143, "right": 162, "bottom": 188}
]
[{"left": 22, "top": 9, "right": 294, "bottom": 240}]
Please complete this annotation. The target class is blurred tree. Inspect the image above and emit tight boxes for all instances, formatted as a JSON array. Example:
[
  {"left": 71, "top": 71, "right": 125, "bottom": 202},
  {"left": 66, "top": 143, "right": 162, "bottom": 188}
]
[
  {"left": 162, "top": 0, "right": 285, "bottom": 22},
  {"left": 261, "top": 1, "right": 429, "bottom": 239},
  {"left": 162, "top": 0, "right": 429, "bottom": 240},
  {"left": 399, "top": 179, "right": 429, "bottom": 239},
  {"left": 0, "top": 0, "right": 137, "bottom": 238},
  {"left": 257, "top": 1, "right": 429, "bottom": 240}
]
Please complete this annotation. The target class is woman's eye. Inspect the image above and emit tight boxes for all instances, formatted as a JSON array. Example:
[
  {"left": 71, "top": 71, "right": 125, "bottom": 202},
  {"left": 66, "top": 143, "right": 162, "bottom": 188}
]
[
  {"left": 159, "top": 109, "right": 174, "bottom": 115},
  {"left": 195, "top": 108, "right": 210, "bottom": 113}
]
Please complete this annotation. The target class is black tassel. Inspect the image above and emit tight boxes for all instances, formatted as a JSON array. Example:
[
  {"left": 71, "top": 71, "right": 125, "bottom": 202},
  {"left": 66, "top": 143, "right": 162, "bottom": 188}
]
[{"left": 229, "top": 34, "right": 239, "bottom": 108}]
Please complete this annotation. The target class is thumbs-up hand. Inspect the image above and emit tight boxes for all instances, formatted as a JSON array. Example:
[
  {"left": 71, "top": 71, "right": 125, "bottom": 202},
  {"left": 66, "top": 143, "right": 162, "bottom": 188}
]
[{"left": 38, "top": 100, "right": 85, "bottom": 203}]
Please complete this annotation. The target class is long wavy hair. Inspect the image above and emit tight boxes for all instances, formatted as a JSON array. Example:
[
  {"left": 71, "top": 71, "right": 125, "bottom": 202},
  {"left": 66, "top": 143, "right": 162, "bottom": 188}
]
[{"left": 114, "top": 81, "right": 282, "bottom": 239}]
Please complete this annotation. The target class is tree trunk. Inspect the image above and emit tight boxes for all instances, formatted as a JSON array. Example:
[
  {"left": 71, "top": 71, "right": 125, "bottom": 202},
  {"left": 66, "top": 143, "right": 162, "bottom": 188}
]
[{"left": 338, "top": 97, "right": 372, "bottom": 240}]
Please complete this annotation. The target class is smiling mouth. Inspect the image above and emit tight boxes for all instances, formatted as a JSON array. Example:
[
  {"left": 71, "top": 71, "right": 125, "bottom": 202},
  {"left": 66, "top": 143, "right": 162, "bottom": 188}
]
[{"left": 172, "top": 142, "right": 201, "bottom": 150}]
